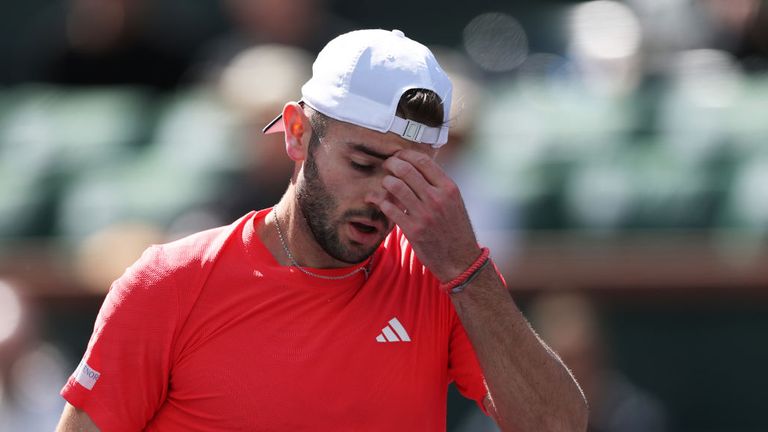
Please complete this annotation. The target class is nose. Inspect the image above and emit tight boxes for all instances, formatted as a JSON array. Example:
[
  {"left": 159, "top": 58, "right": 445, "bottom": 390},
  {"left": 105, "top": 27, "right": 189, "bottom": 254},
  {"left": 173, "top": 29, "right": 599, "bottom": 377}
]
[{"left": 364, "top": 181, "right": 388, "bottom": 208}]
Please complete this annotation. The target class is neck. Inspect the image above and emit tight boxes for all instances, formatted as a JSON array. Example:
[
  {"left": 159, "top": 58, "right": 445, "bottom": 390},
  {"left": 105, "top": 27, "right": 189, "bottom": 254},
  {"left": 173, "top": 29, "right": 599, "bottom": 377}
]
[{"left": 264, "top": 190, "right": 351, "bottom": 270}]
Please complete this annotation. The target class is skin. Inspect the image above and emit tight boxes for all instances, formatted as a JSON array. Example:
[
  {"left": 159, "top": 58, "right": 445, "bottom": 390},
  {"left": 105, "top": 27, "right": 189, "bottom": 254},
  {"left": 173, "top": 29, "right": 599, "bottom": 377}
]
[
  {"left": 57, "top": 101, "right": 588, "bottom": 432},
  {"left": 56, "top": 403, "right": 99, "bottom": 431}
]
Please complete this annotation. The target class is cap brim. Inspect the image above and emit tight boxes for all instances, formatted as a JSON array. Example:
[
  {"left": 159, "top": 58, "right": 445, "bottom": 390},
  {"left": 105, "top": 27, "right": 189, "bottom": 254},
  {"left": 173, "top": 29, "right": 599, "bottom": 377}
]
[
  {"left": 262, "top": 113, "right": 285, "bottom": 134},
  {"left": 262, "top": 100, "right": 306, "bottom": 135}
]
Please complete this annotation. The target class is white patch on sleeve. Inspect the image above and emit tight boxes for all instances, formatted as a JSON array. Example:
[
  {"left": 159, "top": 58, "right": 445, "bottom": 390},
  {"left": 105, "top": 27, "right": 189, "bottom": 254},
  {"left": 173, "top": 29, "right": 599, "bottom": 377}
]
[{"left": 74, "top": 360, "right": 101, "bottom": 390}]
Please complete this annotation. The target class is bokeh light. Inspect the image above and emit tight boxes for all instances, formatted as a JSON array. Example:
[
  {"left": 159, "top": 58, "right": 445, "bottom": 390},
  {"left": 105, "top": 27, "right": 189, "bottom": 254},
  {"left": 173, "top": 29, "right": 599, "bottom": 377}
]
[
  {"left": 569, "top": 0, "right": 642, "bottom": 60},
  {"left": 462, "top": 12, "right": 528, "bottom": 72},
  {"left": 0, "top": 280, "right": 22, "bottom": 344}
]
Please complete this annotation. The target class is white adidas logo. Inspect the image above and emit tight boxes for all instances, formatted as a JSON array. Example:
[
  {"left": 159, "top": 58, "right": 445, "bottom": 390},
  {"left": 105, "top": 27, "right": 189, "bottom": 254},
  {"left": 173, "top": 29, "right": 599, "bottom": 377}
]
[{"left": 375, "top": 317, "right": 411, "bottom": 343}]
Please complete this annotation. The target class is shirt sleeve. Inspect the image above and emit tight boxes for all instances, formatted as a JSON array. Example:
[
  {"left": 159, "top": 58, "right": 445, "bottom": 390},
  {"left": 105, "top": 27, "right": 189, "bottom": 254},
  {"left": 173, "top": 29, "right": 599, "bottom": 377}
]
[
  {"left": 447, "top": 305, "right": 490, "bottom": 415},
  {"left": 60, "top": 245, "right": 179, "bottom": 432}
]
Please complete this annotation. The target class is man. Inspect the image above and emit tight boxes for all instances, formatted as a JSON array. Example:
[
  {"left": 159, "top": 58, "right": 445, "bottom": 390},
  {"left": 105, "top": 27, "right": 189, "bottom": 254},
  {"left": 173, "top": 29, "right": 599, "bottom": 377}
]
[{"left": 57, "top": 29, "right": 587, "bottom": 431}]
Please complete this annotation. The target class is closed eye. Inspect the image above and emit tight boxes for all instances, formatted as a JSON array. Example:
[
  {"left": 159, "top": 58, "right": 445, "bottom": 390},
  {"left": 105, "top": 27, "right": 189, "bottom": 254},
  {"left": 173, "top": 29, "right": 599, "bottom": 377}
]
[{"left": 350, "top": 161, "right": 375, "bottom": 173}]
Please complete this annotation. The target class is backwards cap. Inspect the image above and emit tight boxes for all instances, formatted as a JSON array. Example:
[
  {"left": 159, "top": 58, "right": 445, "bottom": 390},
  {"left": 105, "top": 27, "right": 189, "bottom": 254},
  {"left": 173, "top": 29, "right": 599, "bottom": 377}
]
[{"left": 263, "top": 29, "right": 452, "bottom": 147}]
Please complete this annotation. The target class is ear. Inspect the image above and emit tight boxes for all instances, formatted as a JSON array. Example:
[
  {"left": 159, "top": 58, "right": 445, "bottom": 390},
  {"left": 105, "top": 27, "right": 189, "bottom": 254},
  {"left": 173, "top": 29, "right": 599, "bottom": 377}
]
[{"left": 282, "top": 102, "right": 311, "bottom": 162}]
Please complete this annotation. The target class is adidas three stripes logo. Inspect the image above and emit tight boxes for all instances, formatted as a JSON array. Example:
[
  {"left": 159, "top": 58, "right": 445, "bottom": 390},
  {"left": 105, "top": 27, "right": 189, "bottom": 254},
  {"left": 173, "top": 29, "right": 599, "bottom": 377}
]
[{"left": 375, "top": 317, "right": 411, "bottom": 343}]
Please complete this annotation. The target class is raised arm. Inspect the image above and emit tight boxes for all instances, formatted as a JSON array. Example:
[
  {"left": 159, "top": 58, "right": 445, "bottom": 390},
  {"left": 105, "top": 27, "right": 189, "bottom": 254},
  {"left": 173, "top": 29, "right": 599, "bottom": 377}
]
[
  {"left": 372, "top": 149, "right": 589, "bottom": 432},
  {"left": 56, "top": 403, "right": 101, "bottom": 432}
]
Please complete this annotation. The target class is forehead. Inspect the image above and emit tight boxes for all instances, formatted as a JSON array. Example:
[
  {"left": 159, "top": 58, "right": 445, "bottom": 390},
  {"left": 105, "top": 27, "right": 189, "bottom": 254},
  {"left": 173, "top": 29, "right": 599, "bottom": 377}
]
[{"left": 324, "top": 118, "right": 438, "bottom": 158}]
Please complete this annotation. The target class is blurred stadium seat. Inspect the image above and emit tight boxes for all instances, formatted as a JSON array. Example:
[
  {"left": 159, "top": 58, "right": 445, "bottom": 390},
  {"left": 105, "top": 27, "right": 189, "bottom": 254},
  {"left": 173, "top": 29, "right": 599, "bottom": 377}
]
[
  {"left": 54, "top": 86, "right": 240, "bottom": 241},
  {"left": 0, "top": 86, "right": 64, "bottom": 238},
  {"left": 2, "top": 74, "right": 766, "bottom": 241}
]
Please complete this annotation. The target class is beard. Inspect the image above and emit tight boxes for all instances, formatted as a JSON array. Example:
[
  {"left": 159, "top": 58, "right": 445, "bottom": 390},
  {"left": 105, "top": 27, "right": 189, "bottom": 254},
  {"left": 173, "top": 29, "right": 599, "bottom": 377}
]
[{"left": 296, "top": 148, "right": 389, "bottom": 264}]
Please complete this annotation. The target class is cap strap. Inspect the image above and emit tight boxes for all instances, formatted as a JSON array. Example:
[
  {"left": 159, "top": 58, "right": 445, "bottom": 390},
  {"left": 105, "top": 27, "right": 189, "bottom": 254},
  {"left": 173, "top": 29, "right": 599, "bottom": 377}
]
[{"left": 390, "top": 116, "right": 442, "bottom": 145}]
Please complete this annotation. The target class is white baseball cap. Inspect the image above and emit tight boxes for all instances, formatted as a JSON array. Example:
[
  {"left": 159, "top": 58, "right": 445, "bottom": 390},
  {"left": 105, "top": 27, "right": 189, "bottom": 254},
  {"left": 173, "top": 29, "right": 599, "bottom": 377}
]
[{"left": 262, "top": 29, "right": 453, "bottom": 147}]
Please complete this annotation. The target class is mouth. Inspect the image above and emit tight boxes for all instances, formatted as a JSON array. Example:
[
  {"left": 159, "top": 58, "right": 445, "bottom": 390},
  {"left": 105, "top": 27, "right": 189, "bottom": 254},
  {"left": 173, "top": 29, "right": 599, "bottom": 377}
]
[
  {"left": 350, "top": 221, "right": 378, "bottom": 234},
  {"left": 346, "top": 219, "right": 385, "bottom": 245}
]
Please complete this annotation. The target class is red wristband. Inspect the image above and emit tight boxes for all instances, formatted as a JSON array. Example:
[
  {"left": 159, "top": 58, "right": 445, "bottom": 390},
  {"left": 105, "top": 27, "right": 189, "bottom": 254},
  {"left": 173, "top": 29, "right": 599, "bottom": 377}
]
[{"left": 439, "top": 247, "right": 491, "bottom": 294}]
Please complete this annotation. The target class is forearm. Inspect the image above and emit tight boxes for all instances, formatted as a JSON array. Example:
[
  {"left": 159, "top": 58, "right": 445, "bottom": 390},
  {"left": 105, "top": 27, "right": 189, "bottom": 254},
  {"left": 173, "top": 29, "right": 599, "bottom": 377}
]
[
  {"left": 450, "top": 265, "right": 588, "bottom": 432},
  {"left": 56, "top": 403, "right": 101, "bottom": 432}
]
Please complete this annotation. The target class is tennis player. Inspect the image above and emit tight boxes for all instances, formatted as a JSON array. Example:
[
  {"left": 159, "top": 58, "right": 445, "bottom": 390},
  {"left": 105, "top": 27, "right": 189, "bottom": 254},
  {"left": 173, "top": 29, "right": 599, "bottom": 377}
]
[{"left": 56, "top": 29, "right": 587, "bottom": 431}]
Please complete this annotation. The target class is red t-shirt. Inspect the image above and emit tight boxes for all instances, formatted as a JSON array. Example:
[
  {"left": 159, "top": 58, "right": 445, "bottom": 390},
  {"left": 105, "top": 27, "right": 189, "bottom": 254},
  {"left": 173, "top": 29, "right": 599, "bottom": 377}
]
[{"left": 61, "top": 209, "right": 488, "bottom": 431}]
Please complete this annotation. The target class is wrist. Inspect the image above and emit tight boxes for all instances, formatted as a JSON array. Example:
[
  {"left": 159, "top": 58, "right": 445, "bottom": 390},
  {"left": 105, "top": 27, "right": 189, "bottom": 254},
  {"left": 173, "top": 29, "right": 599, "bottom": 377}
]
[{"left": 439, "top": 247, "right": 491, "bottom": 294}]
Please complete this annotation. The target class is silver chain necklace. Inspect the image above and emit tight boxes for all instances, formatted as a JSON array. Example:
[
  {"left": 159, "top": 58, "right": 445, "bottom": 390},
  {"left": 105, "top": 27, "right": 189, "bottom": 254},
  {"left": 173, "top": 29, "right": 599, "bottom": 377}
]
[{"left": 272, "top": 210, "right": 372, "bottom": 281}]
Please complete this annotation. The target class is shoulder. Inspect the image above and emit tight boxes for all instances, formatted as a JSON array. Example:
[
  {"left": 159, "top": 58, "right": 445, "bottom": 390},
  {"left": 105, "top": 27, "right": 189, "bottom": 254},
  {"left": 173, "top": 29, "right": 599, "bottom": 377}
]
[
  {"left": 99, "top": 213, "right": 259, "bottom": 322},
  {"left": 116, "top": 212, "right": 257, "bottom": 294},
  {"left": 146, "top": 213, "right": 255, "bottom": 274}
]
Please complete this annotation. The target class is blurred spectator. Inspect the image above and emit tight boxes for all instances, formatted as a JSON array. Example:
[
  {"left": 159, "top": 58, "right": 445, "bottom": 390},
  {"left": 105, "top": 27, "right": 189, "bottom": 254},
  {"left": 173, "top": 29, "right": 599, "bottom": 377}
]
[
  {"left": 74, "top": 222, "right": 165, "bottom": 294},
  {"left": 455, "top": 291, "right": 667, "bottom": 432},
  {"left": 195, "top": 0, "right": 355, "bottom": 79},
  {"left": 15, "top": 0, "right": 190, "bottom": 89},
  {"left": 626, "top": 0, "right": 768, "bottom": 75},
  {"left": 0, "top": 281, "right": 68, "bottom": 431},
  {"left": 0, "top": 343, "right": 69, "bottom": 431},
  {"left": 170, "top": 44, "right": 313, "bottom": 232},
  {"left": 702, "top": 0, "right": 768, "bottom": 72}
]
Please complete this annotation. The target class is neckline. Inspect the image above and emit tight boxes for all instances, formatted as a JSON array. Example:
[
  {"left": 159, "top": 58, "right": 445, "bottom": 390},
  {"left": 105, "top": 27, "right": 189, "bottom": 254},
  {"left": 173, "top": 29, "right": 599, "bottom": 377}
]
[{"left": 243, "top": 208, "right": 381, "bottom": 289}]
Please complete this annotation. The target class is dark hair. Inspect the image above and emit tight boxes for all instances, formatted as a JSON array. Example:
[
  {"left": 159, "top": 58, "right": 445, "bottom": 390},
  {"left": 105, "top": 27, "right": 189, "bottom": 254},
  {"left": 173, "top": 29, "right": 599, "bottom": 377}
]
[
  {"left": 307, "top": 88, "right": 444, "bottom": 152},
  {"left": 395, "top": 88, "right": 444, "bottom": 127}
]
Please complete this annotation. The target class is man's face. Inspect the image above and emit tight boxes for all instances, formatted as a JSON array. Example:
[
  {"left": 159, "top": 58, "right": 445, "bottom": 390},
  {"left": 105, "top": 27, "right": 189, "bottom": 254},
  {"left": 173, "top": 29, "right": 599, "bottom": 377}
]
[{"left": 296, "top": 117, "right": 437, "bottom": 264}]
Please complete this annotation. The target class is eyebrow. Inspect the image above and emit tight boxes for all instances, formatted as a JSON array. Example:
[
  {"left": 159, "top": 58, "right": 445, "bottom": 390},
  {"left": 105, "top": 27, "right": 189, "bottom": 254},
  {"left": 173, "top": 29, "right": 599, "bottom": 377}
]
[{"left": 349, "top": 143, "right": 395, "bottom": 160}]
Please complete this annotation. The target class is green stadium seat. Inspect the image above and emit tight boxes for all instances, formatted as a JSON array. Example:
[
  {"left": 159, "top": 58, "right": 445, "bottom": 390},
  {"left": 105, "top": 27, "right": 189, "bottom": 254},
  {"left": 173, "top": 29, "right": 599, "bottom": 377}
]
[
  {"left": 145, "top": 87, "right": 243, "bottom": 177},
  {"left": 719, "top": 151, "right": 768, "bottom": 231},
  {"left": 55, "top": 87, "right": 239, "bottom": 241},
  {"left": 726, "top": 76, "right": 768, "bottom": 158},
  {"left": 0, "top": 85, "right": 156, "bottom": 238},
  {"left": 0, "top": 86, "right": 61, "bottom": 237},
  {"left": 471, "top": 80, "right": 633, "bottom": 230},
  {"left": 50, "top": 87, "right": 154, "bottom": 173}
]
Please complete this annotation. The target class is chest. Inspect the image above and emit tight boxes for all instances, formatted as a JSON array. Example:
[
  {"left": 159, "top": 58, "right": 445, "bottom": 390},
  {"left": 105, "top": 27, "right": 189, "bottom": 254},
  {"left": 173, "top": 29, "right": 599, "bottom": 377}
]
[{"left": 155, "top": 272, "right": 453, "bottom": 430}]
